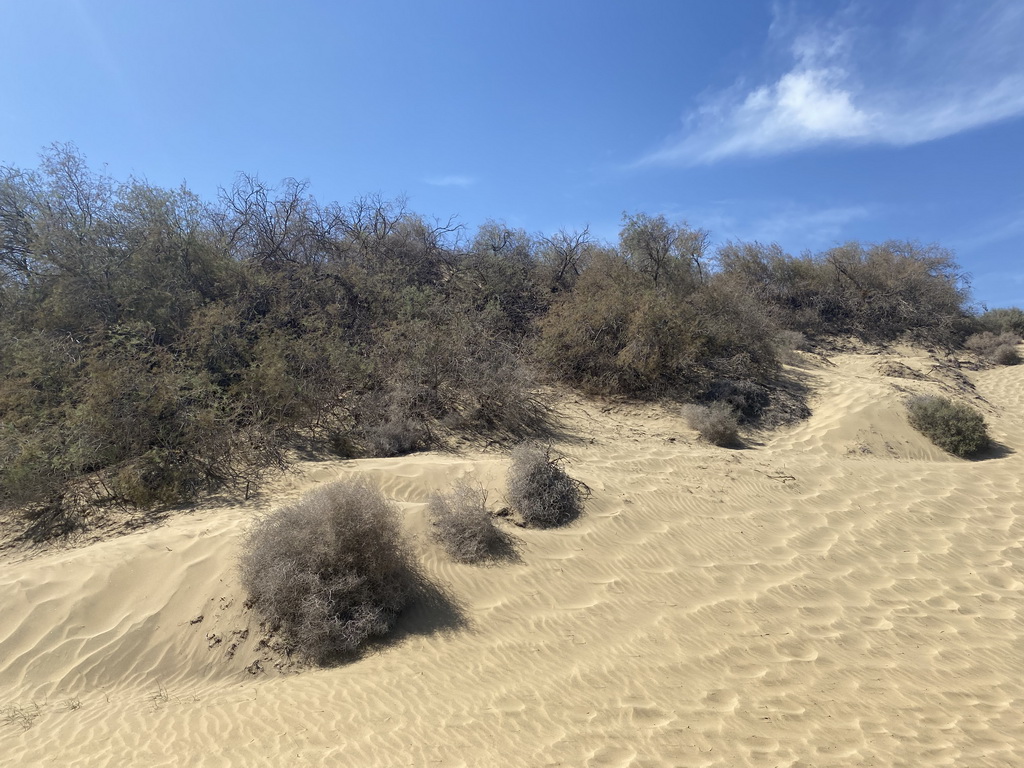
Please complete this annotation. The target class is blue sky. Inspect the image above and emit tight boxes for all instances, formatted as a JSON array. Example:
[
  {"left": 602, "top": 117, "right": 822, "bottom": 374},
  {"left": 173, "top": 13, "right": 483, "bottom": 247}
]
[{"left": 3, "top": 0, "right": 1022, "bottom": 307}]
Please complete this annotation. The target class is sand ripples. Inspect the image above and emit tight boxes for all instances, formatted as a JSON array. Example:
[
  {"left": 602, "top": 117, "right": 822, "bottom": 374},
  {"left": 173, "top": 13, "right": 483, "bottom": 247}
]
[{"left": 2, "top": 347, "right": 1022, "bottom": 766}]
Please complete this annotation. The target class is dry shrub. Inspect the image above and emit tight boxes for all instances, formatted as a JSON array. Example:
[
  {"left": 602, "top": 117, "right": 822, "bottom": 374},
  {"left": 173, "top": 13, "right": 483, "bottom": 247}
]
[
  {"left": 992, "top": 345, "right": 1022, "bottom": 366},
  {"left": 906, "top": 395, "right": 990, "bottom": 458},
  {"left": 427, "top": 482, "right": 515, "bottom": 563},
  {"left": 682, "top": 402, "right": 741, "bottom": 447},
  {"left": 976, "top": 307, "right": 1024, "bottom": 336},
  {"left": 773, "top": 329, "right": 808, "bottom": 364},
  {"left": 535, "top": 253, "right": 780, "bottom": 400},
  {"left": 359, "top": 415, "right": 430, "bottom": 458},
  {"left": 238, "top": 478, "right": 418, "bottom": 663},
  {"left": 715, "top": 240, "right": 972, "bottom": 346},
  {"left": 964, "top": 331, "right": 1021, "bottom": 365},
  {"left": 506, "top": 442, "right": 586, "bottom": 528}
]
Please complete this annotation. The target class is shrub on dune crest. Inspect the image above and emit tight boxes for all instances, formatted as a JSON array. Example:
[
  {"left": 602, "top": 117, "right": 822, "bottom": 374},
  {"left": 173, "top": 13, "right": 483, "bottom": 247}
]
[
  {"left": 238, "top": 479, "right": 418, "bottom": 663},
  {"left": 506, "top": 442, "right": 586, "bottom": 528},
  {"left": 906, "top": 395, "right": 990, "bottom": 458}
]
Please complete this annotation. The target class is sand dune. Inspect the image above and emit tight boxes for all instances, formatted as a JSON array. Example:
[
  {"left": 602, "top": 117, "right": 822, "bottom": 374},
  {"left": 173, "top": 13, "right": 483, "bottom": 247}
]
[{"left": 2, "top": 346, "right": 1022, "bottom": 766}]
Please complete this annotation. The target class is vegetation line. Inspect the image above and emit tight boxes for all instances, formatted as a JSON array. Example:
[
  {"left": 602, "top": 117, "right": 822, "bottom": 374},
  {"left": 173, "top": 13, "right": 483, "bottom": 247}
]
[{"left": 1, "top": 145, "right": 1019, "bottom": 542}]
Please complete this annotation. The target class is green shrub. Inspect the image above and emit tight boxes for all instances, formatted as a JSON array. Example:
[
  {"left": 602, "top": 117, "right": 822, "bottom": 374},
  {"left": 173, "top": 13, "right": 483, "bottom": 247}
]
[
  {"left": 506, "top": 442, "right": 586, "bottom": 528},
  {"left": 427, "top": 481, "right": 514, "bottom": 563},
  {"left": 907, "top": 396, "right": 990, "bottom": 457},
  {"left": 682, "top": 402, "right": 741, "bottom": 447},
  {"left": 238, "top": 478, "right": 419, "bottom": 663}
]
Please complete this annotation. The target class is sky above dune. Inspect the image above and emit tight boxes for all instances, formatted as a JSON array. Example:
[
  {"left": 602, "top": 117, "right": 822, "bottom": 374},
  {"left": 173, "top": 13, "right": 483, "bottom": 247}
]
[{"left": 3, "top": 0, "right": 1022, "bottom": 307}]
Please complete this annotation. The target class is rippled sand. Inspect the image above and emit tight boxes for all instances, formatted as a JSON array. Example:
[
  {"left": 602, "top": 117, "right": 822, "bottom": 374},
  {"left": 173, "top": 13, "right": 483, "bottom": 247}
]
[{"left": 2, "top": 346, "right": 1022, "bottom": 766}]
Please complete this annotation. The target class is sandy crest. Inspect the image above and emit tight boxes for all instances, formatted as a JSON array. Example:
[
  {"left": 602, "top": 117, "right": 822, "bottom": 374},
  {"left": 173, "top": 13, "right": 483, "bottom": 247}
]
[{"left": 1, "top": 347, "right": 1021, "bottom": 767}]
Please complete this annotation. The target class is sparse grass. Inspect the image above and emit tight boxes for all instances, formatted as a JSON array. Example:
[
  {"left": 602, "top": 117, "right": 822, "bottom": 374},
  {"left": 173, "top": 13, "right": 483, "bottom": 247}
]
[
  {"left": 238, "top": 478, "right": 419, "bottom": 663},
  {"left": 148, "top": 682, "right": 170, "bottom": 709},
  {"left": 2, "top": 702, "right": 44, "bottom": 730},
  {"left": 682, "top": 402, "right": 741, "bottom": 447},
  {"left": 506, "top": 443, "right": 586, "bottom": 528},
  {"left": 907, "top": 395, "right": 990, "bottom": 458},
  {"left": 428, "top": 482, "right": 516, "bottom": 563}
]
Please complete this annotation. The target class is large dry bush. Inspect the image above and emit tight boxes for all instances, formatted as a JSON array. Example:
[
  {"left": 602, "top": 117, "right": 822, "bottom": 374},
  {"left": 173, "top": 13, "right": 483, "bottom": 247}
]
[
  {"left": 715, "top": 240, "right": 973, "bottom": 346},
  {"left": 427, "top": 481, "right": 515, "bottom": 563},
  {"left": 907, "top": 395, "right": 990, "bottom": 458},
  {"left": 506, "top": 442, "right": 586, "bottom": 528},
  {"left": 238, "top": 479, "right": 419, "bottom": 663},
  {"left": 534, "top": 253, "right": 780, "bottom": 401},
  {"left": 358, "top": 308, "right": 550, "bottom": 454}
]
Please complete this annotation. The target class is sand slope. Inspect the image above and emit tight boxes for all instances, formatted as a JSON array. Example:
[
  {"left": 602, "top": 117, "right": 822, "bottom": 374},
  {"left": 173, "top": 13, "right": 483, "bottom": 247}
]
[{"left": 1, "top": 347, "right": 1022, "bottom": 766}]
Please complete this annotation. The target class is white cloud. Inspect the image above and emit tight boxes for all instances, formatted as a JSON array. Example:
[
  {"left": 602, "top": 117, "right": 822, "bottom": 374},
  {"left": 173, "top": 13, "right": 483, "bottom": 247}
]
[
  {"left": 423, "top": 175, "right": 476, "bottom": 187},
  {"left": 639, "top": 0, "right": 1024, "bottom": 165}
]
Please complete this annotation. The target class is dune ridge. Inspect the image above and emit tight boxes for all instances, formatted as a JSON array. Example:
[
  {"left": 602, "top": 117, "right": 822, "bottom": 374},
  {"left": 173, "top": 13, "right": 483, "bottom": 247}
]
[{"left": 1, "top": 347, "right": 1021, "bottom": 767}]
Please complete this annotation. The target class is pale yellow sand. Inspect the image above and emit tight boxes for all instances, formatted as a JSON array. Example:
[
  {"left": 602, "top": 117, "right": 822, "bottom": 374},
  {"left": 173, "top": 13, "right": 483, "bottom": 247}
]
[{"left": 2, "top": 347, "right": 1022, "bottom": 766}]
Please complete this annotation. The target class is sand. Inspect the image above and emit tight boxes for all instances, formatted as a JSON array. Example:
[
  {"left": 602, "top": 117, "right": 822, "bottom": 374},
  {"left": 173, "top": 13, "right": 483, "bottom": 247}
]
[{"left": 1, "top": 346, "right": 1021, "bottom": 766}]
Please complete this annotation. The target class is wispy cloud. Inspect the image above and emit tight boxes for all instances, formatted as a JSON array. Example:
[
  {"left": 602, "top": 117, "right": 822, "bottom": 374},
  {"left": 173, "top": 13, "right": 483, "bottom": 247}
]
[
  {"left": 697, "top": 201, "right": 871, "bottom": 251},
  {"left": 948, "top": 207, "right": 1024, "bottom": 253},
  {"left": 639, "top": 0, "right": 1024, "bottom": 165},
  {"left": 423, "top": 174, "right": 476, "bottom": 187}
]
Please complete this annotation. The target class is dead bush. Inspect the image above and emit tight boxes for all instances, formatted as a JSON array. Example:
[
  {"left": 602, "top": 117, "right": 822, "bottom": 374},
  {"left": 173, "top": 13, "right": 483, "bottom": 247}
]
[
  {"left": 682, "top": 402, "right": 741, "bottom": 447},
  {"left": 506, "top": 442, "right": 586, "bottom": 528},
  {"left": 238, "top": 478, "right": 419, "bottom": 663},
  {"left": 427, "top": 482, "right": 515, "bottom": 563}
]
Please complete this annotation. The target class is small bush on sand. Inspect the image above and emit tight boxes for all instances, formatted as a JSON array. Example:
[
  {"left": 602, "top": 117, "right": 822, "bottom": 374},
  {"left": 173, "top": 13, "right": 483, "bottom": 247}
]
[
  {"left": 907, "top": 395, "right": 990, "bottom": 458},
  {"left": 992, "top": 344, "right": 1022, "bottom": 366},
  {"left": 682, "top": 402, "right": 741, "bottom": 447},
  {"left": 428, "top": 481, "right": 514, "bottom": 563},
  {"left": 506, "top": 443, "right": 586, "bottom": 528},
  {"left": 238, "top": 478, "right": 418, "bottom": 663},
  {"left": 964, "top": 331, "right": 1022, "bottom": 365}
]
